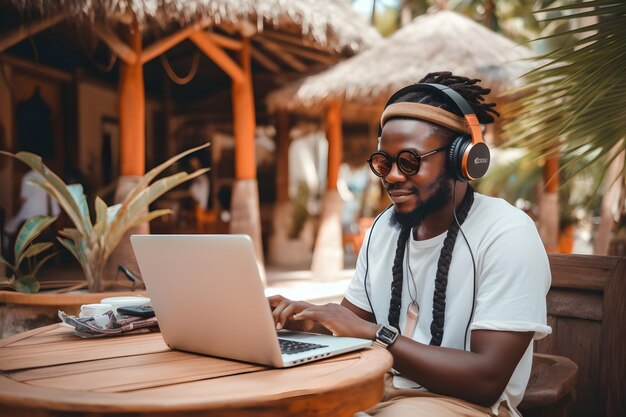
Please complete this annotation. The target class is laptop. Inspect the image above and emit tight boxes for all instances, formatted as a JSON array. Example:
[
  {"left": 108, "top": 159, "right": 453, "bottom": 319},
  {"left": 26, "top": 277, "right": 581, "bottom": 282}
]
[{"left": 130, "top": 234, "right": 372, "bottom": 367}]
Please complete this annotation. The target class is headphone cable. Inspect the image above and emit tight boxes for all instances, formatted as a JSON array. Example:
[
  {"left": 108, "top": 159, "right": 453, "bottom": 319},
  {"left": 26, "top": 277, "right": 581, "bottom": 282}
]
[
  {"left": 453, "top": 181, "right": 478, "bottom": 351},
  {"left": 363, "top": 204, "right": 393, "bottom": 324}
]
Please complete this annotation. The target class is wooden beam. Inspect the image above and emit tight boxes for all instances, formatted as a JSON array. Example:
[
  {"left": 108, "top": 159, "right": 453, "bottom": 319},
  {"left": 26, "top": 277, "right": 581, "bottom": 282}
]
[
  {"left": 189, "top": 32, "right": 245, "bottom": 84},
  {"left": 232, "top": 37, "right": 256, "bottom": 180},
  {"left": 258, "top": 37, "right": 335, "bottom": 64},
  {"left": 0, "top": 13, "right": 66, "bottom": 53},
  {"left": 118, "top": 20, "right": 145, "bottom": 176},
  {"left": 253, "top": 38, "right": 307, "bottom": 73},
  {"left": 141, "top": 25, "right": 201, "bottom": 64},
  {"left": 325, "top": 100, "right": 343, "bottom": 191},
  {"left": 250, "top": 45, "right": 280, "bottom": 73},
  {"left": 0, "top": 54, "right": 71, "bottom": 82},
  {"left": 93, "top": 23, "right": 138, "bottom": 65},
  {"left": 261, "top": 30, "right": 326, "bottom": 51},
  {"left": 207, "top": 32, "right": 242, "bottom": 50}
]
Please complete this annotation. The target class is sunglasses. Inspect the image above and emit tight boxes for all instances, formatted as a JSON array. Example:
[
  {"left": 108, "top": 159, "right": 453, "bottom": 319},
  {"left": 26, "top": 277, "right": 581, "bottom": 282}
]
[{"left": 367, "top": 145, "right": 449, "bottom": 178}]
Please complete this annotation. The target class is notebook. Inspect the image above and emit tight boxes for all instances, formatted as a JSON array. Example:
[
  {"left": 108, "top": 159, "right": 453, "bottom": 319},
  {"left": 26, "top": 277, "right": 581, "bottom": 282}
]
[{"left": 130, "top": 234, "right": 372, "bottom": 367}]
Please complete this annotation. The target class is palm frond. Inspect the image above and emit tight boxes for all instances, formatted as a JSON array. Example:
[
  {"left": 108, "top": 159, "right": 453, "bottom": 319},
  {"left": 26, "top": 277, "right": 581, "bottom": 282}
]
[{"left": 503, "top": 2, "right": 626, "bottom": 208}]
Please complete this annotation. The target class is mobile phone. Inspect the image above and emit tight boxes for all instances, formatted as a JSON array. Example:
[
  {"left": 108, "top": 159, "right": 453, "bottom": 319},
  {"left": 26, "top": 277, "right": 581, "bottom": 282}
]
[{"left": 117, "top": 305, "right": 155, "bottom": 318}]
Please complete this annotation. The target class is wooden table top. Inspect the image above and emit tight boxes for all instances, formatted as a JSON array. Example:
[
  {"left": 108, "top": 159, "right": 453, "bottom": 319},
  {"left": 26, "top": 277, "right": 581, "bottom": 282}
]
[{"left": 0, "top": 324, "right": 392, "bottom": 417}]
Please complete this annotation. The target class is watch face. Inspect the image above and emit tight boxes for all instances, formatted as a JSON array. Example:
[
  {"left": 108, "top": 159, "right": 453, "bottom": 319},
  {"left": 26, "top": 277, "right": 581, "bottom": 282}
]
[{"left": 378, "top": 325, "right": 398, "bottom": 343}]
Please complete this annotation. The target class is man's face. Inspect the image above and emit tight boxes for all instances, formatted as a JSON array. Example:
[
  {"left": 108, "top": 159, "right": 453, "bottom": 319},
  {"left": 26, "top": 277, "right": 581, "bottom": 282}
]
[{"left": 378, "top": 118, "right": 453, "bottom": 227}]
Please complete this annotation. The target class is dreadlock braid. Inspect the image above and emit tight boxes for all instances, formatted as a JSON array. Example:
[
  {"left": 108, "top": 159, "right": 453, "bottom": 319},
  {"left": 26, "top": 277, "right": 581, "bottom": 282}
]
[
  {"left": 388, "top": 226, "right": 412, "bottom": 329},
  {"left": 429, "top": 186, "right": 475, "bottom": 346}
]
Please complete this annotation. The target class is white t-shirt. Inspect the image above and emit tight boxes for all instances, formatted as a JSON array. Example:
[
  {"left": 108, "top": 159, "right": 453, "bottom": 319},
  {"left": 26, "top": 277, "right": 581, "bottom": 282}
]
[
  {"left": 4, "top": 170, "right": 61, "bottom": 234},
  {"left": 344, "top": 193, "right": 551, "bottom": 416}
]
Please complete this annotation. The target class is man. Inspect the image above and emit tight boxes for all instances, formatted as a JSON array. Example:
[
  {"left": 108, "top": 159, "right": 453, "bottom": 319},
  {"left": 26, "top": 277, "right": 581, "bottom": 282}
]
[{"left": 269, "top": 72, "right": 551, "bottom": 417}]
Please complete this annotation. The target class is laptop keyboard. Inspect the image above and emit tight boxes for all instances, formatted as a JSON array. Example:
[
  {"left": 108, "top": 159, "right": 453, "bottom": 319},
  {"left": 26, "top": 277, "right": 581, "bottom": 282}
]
[{"left": 278, "top": 338, "right": 328, "bottom": 355}]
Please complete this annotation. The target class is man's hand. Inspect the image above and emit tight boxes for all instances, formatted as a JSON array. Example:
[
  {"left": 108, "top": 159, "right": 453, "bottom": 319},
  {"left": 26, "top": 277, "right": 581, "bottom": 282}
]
[
  {"left": 269, "top": 295, "right": 378, "bottom": 339},
  {"left": 268, "top": 295, "right": 317, "bottom": 332},
  {"left": 291, "top": 303, "right": 378, "bottom": 340}
]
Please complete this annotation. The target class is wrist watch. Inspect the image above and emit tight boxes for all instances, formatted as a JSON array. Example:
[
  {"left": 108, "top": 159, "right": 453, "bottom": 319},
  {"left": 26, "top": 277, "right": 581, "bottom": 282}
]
[{"left": 374, "top": 324, "right": 399, "bottom": 349}]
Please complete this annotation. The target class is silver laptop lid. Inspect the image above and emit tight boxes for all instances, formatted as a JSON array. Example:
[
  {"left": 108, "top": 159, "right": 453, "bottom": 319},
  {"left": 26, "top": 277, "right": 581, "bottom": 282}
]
[{"left": 131, "top": 234, "right": 284, "bottom": 367}]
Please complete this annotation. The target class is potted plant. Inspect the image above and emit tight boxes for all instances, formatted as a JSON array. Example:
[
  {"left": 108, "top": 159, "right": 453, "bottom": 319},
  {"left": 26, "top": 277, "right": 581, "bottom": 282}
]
[
  {"left": 0, "top": 144, "right": 209, "bottom": 338},
  {"left": 1, "top": 143, "right": 209, "bottom": 292},
  {"left": 0, "top": 215, "right": 58, "bottom": 293}
]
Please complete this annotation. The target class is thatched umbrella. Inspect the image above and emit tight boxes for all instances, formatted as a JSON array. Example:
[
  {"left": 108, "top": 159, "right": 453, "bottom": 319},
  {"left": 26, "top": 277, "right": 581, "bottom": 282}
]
[
  {"left": 2, "top": 0, "right": 380, "bottom": 274},
  {"left": 5, "top": 0, "right": 379, "bottom": 55},
  {"left": 266, "top": 11, "right": 537, "bottom": 279},
  {"left": 267, "top": 10, "right": 535, "bottom": 122}
]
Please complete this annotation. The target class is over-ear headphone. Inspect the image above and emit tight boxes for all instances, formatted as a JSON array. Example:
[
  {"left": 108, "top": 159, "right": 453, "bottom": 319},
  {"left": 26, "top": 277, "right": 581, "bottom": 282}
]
[{"left": 381, "top": 83, "right": 490, "bottom": 182}]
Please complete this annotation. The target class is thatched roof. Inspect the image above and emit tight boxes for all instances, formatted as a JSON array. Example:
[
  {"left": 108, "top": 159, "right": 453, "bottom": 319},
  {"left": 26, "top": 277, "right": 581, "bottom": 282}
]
[
  {"left": 266, "top": 11, "right": 537, "bottom": 122},
  {"left": 10, "top": 0, "right": 380, "bottom": 54}
]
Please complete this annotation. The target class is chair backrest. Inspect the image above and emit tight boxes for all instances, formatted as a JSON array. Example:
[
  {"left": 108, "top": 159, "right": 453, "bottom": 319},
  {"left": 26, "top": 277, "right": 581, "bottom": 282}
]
[{"left": 538, "top": 254, "right": 626, "bottom": 417}]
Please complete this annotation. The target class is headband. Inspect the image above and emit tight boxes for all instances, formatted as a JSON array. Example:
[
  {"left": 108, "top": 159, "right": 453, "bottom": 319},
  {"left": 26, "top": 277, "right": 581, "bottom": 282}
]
[{"left": 380, "top": 102, "right": 469, "bottom": 134}]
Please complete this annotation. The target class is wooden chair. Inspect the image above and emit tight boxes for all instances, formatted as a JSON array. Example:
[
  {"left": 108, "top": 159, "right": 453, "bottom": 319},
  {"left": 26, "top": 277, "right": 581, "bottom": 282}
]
[
  {"left": 527, "top": 254, "right": 625, "bottom": 417},
  {"left": 520, "top": 353, "right": 579, "bottom": 417}
]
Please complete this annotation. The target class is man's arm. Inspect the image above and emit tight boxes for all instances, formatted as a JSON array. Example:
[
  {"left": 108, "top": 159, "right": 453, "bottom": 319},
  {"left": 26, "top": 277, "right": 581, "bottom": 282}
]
[{"left": 293, "top": 298, "right": 532, "bottom": 407}]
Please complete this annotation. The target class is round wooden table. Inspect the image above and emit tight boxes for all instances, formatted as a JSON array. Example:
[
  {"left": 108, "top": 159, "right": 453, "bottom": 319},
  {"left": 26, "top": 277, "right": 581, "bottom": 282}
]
[{"left": 0, "top": 324, "right": 392, "bottom": 417}]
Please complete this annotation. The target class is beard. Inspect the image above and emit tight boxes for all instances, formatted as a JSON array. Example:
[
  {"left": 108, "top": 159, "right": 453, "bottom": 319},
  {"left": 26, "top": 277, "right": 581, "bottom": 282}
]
[{"left": 388, "top": 173, "right": 453, "bottom": 230}]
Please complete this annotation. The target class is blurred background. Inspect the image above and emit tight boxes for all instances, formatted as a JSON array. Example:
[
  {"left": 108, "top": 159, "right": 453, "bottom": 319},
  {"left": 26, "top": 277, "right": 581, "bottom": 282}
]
[{"left": 0, "top": 0, "right": 624, "bottom": 283}]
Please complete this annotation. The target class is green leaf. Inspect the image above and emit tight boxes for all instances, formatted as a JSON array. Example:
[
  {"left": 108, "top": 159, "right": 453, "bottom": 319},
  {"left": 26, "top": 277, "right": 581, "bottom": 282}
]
[
  {"left": 92, "top": 197, "right": 109, "bottom": 241},
  {"left": 109, "top": 143, "right": 210, "bottom": 234},
  {"left": 67, "top": 184, "right": 92, "bottom": 234},
  {"left": 128, "top": 209, "right": 174, "bottom": 229},
  {"left": 17, "top": 242, "right": 54, "bottom": 267},
  {"left": 15, "top": 275, "right": 40, "bottom": 294},
  {"left": 14, "top": 215, "right": 57, "bottom": 263},
  {"left": 57, "top": 237, "right": 85, "bottom": 267},
  {"left": 107, "top": 169, "right": 209, "bottom": 251},
  {"left": 503, "top": 0, "right": 626, "bottom": 204},
  {"left": 0, "top": 151, "right": 88, "bottom": 235},
  {"left": 58, "top": 228, "right": 84, "bottom": 241}
]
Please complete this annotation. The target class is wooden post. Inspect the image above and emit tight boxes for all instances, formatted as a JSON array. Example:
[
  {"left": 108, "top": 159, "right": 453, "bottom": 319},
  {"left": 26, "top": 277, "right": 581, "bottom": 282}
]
[
  {"left": 325, "top": 100, "right": 343, "bottom": 191},
  {"left": 232, "top": 38, "right": 256, "bottom": 180},
  {"left": 118, "top": 20, "right": 145, "bottom": 176},
  {"left": 311, "top": 100, "right": 344, "bottom": 280},
  {"left": 108, "top": 19, "right": 147, "bottom": 284},
  {"left": 276, "top": 110, "right": 290, "bottom": 203},
  {"left": 229, "top": 37, "right": 264, "bottom": 274},
  {"left": 540, "top": 152, "right": 559, "bottom": 251},
  {"left": 268, "top": 110, "right": 314, "bottom": 269},
  {"left": 544, "top": 153, "right": 559, "bottom": 194}
]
